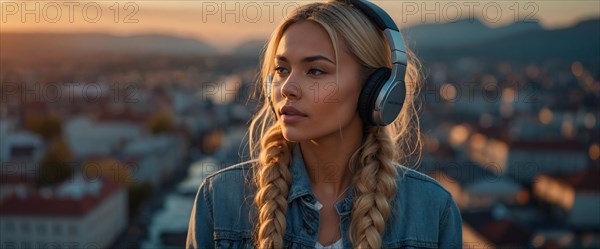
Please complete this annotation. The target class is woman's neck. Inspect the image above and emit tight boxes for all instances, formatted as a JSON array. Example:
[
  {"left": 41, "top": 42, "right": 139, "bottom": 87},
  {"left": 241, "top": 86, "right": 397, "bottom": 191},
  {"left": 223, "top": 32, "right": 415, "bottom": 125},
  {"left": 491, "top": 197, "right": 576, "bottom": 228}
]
[{"left": 299, "top": 114, "right": 363, "bottom": 201}]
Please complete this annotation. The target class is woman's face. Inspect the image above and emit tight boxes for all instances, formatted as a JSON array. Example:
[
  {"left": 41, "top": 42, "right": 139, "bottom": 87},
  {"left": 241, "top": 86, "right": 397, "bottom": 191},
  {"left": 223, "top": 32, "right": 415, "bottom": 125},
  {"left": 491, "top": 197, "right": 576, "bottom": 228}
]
[{"left": 270, "top": 20, "right": 364, "bottom": 142}]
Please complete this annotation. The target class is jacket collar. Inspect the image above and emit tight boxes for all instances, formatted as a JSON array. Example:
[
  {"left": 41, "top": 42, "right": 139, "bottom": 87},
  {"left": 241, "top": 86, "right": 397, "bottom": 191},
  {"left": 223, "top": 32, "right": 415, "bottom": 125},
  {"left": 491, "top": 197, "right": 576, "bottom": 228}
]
[
  {"left": 286, "top": 144, "right": 313, "bottom": 203},
  {"left": 286, "top": 144, "right": 355, "bottom": 215}
]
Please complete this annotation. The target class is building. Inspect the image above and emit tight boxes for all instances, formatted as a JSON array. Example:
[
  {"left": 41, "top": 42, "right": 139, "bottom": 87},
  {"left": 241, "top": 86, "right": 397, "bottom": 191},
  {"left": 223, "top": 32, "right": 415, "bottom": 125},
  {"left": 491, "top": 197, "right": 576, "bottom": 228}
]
[
  {"left": 534, "top": 167, "right": 600, "bottom": 229},
  {"left": 0, "top": 175, "right": 128, "bottom": 249},
  {"left": 0, "top": 118, "right": 45, "bottom": 180},
  {"left": 121, "top": 134, "right": 186, "bottom": 187},
  {"left": 464, "top": 177, "right": 525, "bottom": 210},
  {"left": 467, "top": 132, "right": 587, "bottom": 182},
  {"left": 63, "top": 115, "right": 143, "bottom": 160}
]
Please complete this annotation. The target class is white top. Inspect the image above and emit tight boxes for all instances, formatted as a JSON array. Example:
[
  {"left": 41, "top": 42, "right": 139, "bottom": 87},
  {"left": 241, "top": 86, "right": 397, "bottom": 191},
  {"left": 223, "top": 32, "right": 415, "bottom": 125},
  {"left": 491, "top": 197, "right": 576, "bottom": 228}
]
[
  {"left": 316, "top": 238, "right": 344, "bottom": 249},
  {"left": 314, "top": 200, "right": 345, "bottom": 249}
]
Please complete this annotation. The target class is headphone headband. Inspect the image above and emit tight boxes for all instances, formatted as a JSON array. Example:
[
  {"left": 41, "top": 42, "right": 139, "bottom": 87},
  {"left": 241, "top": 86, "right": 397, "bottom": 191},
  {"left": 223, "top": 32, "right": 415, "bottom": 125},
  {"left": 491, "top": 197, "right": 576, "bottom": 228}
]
[
  {"left": 342, "top": 0, "right": 398, "bottom": 31},
  {"left": 340, "top": 0, "right": 408, "bottom": 126},
  {"left": 342, "top": 0, "right": 407, "bottom": 67}
]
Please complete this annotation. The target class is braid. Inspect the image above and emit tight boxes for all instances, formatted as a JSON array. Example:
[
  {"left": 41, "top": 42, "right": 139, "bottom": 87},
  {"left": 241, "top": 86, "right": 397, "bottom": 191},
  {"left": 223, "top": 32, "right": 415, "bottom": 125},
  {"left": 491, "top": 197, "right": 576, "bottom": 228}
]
[
  {"left": 253, "top": 125, "right": 293, "bottom": 249},
  {"left": 349, "top": 126, "right": 398, "bottom": 248}
]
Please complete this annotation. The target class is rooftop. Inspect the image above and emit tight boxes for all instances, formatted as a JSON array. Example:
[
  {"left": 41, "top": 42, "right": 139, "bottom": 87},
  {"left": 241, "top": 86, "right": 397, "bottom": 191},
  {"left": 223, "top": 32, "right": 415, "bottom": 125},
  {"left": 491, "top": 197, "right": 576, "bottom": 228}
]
[{"left": 0, "top": 175, "right": 122, "bottom": 217}]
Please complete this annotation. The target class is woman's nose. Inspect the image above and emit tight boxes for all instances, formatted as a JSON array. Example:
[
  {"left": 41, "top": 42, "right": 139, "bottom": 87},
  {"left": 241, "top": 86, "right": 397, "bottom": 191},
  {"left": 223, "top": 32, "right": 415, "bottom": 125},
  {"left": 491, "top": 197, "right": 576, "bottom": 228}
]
[{"left": 280, "top": 74, "right": 302, "bottom": 100}]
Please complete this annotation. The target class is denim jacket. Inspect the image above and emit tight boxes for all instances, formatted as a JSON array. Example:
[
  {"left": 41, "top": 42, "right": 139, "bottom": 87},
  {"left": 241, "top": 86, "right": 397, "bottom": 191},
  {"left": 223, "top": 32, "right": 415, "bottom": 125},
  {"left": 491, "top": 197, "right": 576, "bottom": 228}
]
[{"left": 186, "top": 145, "right": 463, "bottom": 248}]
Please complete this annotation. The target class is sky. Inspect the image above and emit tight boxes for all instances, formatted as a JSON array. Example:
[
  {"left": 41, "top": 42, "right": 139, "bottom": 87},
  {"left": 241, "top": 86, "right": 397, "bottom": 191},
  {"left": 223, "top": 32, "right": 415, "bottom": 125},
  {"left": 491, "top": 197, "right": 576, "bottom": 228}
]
[{"left": 1, "top": 0, "right": 599, "bottom": 51}]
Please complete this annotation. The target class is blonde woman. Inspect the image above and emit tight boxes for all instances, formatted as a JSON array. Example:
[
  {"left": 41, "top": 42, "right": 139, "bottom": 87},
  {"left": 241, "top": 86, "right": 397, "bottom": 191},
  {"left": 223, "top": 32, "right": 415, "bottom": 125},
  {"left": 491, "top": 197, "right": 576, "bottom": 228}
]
[{"left": 187, "top": 0, "right": 462, "bottom": 248}]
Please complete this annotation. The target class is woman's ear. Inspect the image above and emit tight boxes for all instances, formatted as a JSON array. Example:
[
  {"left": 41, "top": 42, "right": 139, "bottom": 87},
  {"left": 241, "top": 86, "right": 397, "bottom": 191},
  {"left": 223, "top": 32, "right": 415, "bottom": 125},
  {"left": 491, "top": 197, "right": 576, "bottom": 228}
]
[{"left": 360, "top": 66, "right": 377, "bottom": 84}]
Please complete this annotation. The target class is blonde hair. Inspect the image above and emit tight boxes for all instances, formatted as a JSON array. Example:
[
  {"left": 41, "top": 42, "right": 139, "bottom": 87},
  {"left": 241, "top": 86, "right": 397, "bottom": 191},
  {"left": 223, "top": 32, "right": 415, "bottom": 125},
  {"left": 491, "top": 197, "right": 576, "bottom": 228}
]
[{"left": 248, "top": 1, "right": 423, "bottom": 248}]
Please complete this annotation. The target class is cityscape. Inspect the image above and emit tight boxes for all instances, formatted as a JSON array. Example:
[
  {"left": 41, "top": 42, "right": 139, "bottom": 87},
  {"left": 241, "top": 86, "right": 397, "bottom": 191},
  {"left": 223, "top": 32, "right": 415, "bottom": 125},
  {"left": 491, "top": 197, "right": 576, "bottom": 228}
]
[{"left": 1, "top": 4, "right": 599, "bottom": 249}]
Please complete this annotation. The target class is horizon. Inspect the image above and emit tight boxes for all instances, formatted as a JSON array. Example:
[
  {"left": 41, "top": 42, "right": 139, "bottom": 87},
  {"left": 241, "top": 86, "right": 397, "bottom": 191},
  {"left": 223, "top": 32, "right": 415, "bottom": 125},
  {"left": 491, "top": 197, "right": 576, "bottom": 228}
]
[{"left": 1, "top": 0, "right": 599, "bottom": 51}]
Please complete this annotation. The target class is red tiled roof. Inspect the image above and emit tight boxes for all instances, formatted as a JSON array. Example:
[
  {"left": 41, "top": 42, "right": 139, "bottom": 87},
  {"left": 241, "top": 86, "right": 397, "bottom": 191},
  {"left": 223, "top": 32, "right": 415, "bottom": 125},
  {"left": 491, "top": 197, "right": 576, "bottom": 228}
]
[
  {"left": 508, "top": 140, "right": 585, "bottom": 151},
  {"left": 480, "top": 219, "right": 531, "bottom": 245},
  {"left": 546, "top": 167, "right": 600, "bottom": 192},
  {"left": 545, "top": 166, "right": 600, "bottom": 192},
  {"left": 567, "top": 167, "right": 600, "bottom": 191},
  {"left": 0, "top": 173, "right": 36, "bottom": 184},
  {"left": 463, "top": 211, "right": 532, "bottom": 246},
  {"left": 0, "top": 180, "right": 122, "bottom": 217}
]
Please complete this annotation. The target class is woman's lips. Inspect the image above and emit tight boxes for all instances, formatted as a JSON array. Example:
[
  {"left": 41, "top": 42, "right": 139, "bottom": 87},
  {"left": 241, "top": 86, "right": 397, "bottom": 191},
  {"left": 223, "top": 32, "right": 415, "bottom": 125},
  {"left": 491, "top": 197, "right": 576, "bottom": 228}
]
[{"left": 280, "top": 106, "right": 307, "bottom": 123}]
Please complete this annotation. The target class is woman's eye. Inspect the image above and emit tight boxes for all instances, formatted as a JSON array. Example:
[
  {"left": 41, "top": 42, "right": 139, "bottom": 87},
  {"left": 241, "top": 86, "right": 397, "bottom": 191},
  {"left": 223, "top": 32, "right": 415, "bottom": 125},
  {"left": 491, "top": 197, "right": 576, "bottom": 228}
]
[
  {"left": 274, "top": 66, "right": 289, "bottom": 75},
  {"left": 308, "top": 68, "right": 325, "bottom": 76}
]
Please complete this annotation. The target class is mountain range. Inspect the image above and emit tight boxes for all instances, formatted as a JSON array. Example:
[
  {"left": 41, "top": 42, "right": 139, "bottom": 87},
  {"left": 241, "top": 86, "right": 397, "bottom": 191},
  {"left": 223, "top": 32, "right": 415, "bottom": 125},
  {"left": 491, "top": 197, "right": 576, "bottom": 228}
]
[
  {"left": 236, "top": 18, "right": 600, "bottom": 63},
  {"left": 0, "top": 33, "right": 215, "bottom": 61},
  {"left": 410, "top": 18, "right": 600, "bottom": 62},
  {"left": 1, "top": 18, "right": 598, "bottom": 62},
  {"left": 402, "top": 18, "right": 544, "bottom": 48}
]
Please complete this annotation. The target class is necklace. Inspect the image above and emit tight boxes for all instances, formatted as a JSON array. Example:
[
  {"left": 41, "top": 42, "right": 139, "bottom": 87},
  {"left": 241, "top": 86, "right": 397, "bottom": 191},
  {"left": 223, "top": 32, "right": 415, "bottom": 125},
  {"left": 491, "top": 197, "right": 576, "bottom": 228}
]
[
  {"left": 314, "top": 184, "right": 352, "bottom": 246},
  {"left": 335, "top": 185, "right": 351, "bottom": 203},
  {"left": 314, "top": 184, "right": 351, "bottom": 208}
]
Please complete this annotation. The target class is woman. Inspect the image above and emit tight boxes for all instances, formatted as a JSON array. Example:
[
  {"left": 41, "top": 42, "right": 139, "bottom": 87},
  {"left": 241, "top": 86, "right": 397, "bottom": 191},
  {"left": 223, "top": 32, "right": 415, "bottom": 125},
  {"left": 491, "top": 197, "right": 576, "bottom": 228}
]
[{"left": 187, "top": 1, "right": 462, "bottom": 248}]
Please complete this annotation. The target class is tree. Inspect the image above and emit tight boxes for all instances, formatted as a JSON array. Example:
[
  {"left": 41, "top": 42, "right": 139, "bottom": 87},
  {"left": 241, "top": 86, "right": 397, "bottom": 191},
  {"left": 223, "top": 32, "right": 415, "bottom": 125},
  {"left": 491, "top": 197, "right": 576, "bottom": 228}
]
[
  {"left": 147, "top": 111, "right": 175, "bottom": 134},
  {"left": 36, "top": 137, "right": 73, "bottom": 187},
  {"left": 81, "top": 157, "right": 134, "bottom": 187},
  {"left": 24, "top": 114, "right": 62, "bottom": 140},
  {"left": 82, "top": 157, "right": 152, "bottom": 221},
  {"left": 127, "top": 181, "right": 153, "bottom": 221}
]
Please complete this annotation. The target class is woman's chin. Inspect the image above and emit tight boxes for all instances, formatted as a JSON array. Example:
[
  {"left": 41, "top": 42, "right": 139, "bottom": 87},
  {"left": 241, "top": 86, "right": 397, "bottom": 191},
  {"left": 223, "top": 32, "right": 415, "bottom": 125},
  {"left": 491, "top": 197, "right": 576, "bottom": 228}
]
[
  {"left": 281, "top": 128, "right": 312, "bottom": 143},
  {"left": 281, "top": 132, "right": 302, "bottom": 143}
]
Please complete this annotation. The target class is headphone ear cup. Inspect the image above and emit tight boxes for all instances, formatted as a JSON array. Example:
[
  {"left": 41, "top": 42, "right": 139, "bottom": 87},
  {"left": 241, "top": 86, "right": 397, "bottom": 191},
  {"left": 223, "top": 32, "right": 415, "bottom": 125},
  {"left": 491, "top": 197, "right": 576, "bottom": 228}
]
[{"left": 358, "top": 67, "right": 391, "bottom": 126}]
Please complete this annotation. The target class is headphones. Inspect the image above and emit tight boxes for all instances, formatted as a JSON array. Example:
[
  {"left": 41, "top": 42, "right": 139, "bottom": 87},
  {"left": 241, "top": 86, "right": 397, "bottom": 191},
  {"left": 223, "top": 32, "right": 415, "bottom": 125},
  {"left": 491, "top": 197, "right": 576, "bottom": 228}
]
[{"left": 266, "top": 0, "right": 407, "bottom": 126}]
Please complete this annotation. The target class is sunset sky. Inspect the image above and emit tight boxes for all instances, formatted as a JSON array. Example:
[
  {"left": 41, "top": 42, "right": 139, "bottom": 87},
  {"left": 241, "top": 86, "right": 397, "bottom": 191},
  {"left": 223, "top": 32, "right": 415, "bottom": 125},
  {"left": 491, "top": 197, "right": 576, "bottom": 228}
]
[{"left": 2, "top": 0, "right": 599, "bottom": 51}]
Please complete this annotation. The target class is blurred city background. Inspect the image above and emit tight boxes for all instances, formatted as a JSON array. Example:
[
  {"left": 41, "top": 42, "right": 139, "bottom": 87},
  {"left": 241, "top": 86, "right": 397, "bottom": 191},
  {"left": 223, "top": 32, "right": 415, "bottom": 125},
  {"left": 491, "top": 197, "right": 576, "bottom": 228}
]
[{"left": 0, "top": 1, "right": 598, "bottom": 248}]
